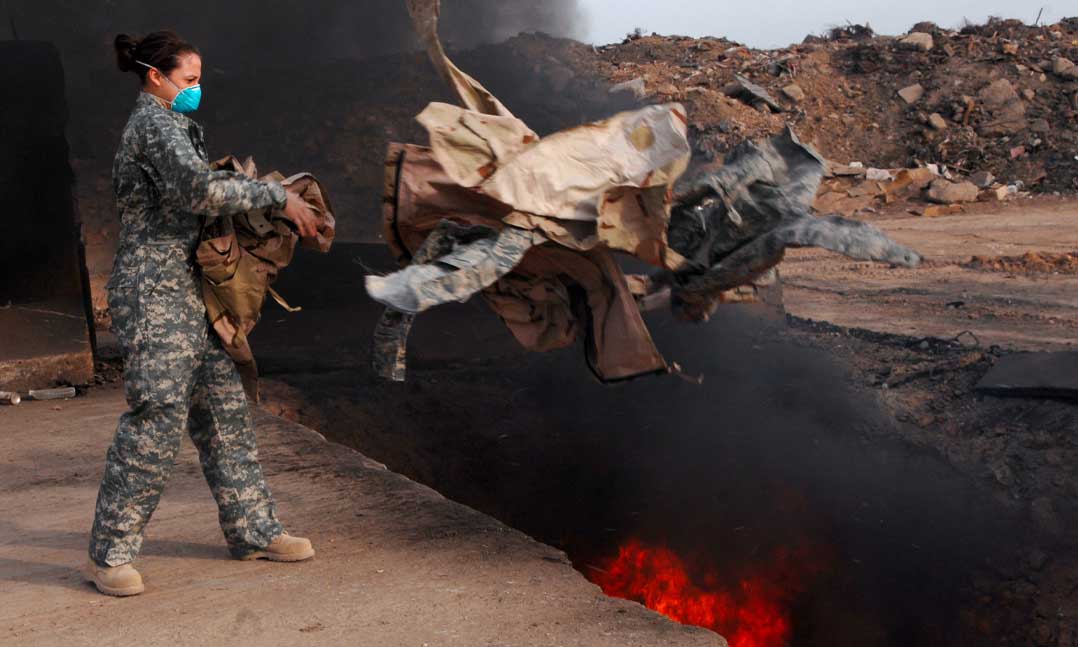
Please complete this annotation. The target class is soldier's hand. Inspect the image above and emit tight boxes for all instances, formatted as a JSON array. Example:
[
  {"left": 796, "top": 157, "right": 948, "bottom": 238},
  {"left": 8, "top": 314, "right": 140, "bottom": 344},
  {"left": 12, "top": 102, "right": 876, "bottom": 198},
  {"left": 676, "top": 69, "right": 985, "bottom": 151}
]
[{"left": 283, "top": 191, "right": 320, "bottom": 239}]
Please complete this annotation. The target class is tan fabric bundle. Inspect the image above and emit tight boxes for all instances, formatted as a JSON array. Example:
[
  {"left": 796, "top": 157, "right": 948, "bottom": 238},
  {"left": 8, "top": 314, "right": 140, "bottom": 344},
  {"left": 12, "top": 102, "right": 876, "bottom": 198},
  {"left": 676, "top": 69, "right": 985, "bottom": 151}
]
[
  {"left": 199, "top": 155, "right": 336, "bottom": 399},
  {"left": 381, "top": 143, "right": 668, "bottom": 380}
]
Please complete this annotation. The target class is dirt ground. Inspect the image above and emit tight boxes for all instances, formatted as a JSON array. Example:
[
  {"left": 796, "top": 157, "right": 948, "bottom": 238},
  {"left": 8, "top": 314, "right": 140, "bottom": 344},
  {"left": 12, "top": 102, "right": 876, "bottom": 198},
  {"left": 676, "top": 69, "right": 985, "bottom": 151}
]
[
  {"left": 782, "top": 197, "right": 1078, "bottom": 350},
  {"left": 0, "top": 384, "right": 721, "bottom": 647}
]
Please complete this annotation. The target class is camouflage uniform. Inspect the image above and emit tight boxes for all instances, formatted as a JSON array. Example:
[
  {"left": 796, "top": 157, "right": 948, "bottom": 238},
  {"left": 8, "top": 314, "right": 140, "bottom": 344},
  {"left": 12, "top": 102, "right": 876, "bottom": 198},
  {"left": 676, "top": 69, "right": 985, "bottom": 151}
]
[
  {"left": 368, "top": 220, "right": 542, "bottom": 380},
  {"left": 89, "top": 93, "right": 287, "bottom": 567}
]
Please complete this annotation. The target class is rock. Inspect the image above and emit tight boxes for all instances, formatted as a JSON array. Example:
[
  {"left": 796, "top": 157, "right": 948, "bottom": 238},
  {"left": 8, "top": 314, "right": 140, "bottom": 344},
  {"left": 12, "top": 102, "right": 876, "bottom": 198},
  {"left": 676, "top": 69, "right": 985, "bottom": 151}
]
[
  {"left": 866, "top": 168, "right": 893, "bottom": 181},
  {"left": 970, "top": 171, "right": 996, "bottom": 188},
  {"left": 782, "top": 83, "right": 806, "bottom": 102},
  {"left": 826, "top": 161, "right": 867, "bottom": 177},
  {"left": 976, "top": 79, "right": 1027, "bottom": 136},
  {"left": 926, "top": 179, "right": 979, "bottom": 204},
  {"left": 899, "top": 32, "right": 934, "bottom": 51},
  {"left": 978, "top": 78, "right": 1018, "bottom": 106},
  {"left": 823, "top": 161, "right": 866, "bottom": 179},
  {"left": 886, "top": 167, "right": 937, "bottom": 201},
  {"left": 1001, "top": 41, "right": 1019, "bottom": 55},
  {"left": 813, "top": 190, "right": 878, "bottom": 216},
  {"left": 723, "top": 75, "right": 784, "bottom": 113},
  {"left": 655, "top": 83, "right": 680, "bottom": 98},
  {"left": 1022, "top": 88, "right": 1036, "bottom": 101},
  {"left": 609, "top": 77, "right": 647, "bottom": 99},
  {"left": 980, "top": 186, "right": 1010, "bottom": 201},
  {"left": 1052, "top": 56, "right": 1078, "bottom": 80},
  {"left": 897, "top": 83, "right": 925, "bottom": 105},
  {"left": 919, "top": 205, "right": 964, "bottom": 217},
  {"left": 928, "top": 113, "right": 947, "bottom": 130}
]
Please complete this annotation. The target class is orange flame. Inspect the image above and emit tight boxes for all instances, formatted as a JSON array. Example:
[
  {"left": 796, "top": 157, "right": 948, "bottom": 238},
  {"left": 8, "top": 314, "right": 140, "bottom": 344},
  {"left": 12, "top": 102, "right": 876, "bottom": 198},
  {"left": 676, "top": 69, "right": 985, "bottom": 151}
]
[{"left": 589, "top": 539, "right": 823, "bottom": 647}]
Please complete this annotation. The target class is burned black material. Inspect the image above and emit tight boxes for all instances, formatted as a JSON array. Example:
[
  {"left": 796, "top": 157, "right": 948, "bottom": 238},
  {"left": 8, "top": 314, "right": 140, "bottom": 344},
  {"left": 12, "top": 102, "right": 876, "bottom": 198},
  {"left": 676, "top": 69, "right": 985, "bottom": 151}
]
[{"left": 976, "top": 351, "right": 1078, "bottom": 401}]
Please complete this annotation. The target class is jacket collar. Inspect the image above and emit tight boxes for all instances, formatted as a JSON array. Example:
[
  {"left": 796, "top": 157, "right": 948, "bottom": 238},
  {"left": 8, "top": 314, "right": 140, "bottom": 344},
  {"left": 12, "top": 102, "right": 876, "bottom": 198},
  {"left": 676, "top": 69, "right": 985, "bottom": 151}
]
[{"left": 135, "top": 91, "right": 193, "bottom": 126}]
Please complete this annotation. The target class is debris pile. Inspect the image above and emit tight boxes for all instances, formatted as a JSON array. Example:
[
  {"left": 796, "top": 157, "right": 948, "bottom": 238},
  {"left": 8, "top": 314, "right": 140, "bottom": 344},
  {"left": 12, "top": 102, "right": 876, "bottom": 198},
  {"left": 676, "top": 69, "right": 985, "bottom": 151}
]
[
  {"left": 592, "top": 17, "right": 1078, "bottom": 200},
  {"left": 811, "top": 162, "right": 1030, "bottom": 217}
]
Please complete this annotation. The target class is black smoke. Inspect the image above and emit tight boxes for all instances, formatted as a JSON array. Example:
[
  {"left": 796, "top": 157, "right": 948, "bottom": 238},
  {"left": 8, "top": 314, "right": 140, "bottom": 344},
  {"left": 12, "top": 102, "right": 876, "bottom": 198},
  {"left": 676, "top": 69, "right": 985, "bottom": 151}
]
[
  {"left": 3, "top": 0, "right": 594, "bottom": 301},
  {"left": 5, "top": 1, "right": 586, "bottom": 67}
]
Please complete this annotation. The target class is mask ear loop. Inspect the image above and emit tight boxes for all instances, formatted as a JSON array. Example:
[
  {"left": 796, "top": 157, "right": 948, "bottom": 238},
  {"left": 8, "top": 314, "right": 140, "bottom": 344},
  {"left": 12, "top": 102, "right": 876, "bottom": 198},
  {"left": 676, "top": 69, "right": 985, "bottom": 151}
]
[{"left": 135, "top": 60, "right": 177, "bottom": 108}]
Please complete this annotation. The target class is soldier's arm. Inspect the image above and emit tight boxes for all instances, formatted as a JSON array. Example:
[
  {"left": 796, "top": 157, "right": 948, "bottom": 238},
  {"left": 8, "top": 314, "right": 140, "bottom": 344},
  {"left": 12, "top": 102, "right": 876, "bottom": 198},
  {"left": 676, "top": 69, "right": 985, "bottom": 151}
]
[{"left": 140, "top": 113, "right": 287, "bottom": 218}]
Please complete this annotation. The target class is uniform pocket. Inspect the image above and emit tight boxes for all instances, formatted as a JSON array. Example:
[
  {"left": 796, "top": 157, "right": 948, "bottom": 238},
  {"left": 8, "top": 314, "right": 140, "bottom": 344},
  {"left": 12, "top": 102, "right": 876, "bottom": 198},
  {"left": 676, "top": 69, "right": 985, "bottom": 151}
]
[
  {"left": 135, "top": 257, "right": 166, "bottom": 304},
  {"left": 107, "top": 263, "right": 144, "bottom": 358}
]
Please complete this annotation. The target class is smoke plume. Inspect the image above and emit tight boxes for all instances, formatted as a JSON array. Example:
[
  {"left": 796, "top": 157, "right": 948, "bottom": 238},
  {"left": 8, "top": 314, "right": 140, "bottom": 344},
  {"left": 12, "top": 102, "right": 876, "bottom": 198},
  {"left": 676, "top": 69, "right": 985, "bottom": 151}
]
[{"left": 7, "top": 0, "right": 586, "bottom": 67}]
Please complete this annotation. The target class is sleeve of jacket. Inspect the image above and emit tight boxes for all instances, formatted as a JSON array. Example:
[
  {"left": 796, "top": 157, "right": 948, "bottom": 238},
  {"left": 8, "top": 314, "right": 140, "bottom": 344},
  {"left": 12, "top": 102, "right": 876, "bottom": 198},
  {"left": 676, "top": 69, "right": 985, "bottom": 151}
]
[{"left": 140, "top": 112, "right": 287, "bottom": 218}]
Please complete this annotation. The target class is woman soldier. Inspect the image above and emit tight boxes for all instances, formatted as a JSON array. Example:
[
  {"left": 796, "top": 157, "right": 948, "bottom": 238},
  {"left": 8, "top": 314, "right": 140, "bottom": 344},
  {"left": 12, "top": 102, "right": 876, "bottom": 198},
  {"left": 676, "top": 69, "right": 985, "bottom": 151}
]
[{"left": 85, "top": 30, "right": 319, "bottom": 596}]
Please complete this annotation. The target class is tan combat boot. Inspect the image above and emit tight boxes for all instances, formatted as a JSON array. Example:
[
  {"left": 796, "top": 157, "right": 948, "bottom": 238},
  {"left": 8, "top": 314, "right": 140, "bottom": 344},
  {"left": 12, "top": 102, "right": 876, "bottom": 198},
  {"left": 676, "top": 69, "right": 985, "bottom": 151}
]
[
  {"left": 85, "top": 560, "right": 145, "bottom": 597},
  {"left": 239, "top": 533, "right": 315, "bottom": 562}
]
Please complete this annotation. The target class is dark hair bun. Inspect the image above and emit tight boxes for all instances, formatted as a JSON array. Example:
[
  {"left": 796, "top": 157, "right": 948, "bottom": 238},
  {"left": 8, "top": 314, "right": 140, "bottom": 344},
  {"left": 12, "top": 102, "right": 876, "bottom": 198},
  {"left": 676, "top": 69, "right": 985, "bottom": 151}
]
[
  {"left": 113, "top": 30, "right": 198, "bottom": 82},
  {"left": 114, "top": 33, "right": 141, "bottom": 72}
]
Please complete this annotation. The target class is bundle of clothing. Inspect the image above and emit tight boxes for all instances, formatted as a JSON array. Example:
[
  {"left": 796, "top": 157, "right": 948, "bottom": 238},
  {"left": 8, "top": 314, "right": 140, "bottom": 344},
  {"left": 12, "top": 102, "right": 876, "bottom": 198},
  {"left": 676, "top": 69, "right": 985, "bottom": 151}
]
[
  {"left": 366, "top": 0, "right": 920, "bottom": 383},
  {"left": 198, "top": 155, "right": 336, "bottom": 399}
]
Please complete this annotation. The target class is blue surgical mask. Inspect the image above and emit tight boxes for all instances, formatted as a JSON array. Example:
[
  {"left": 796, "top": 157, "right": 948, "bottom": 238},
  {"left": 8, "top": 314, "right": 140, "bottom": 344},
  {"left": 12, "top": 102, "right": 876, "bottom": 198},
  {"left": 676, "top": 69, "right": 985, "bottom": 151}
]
[
  {"left": 169, "top": 84, "right": 202, "bottom": 113},
  {"left": 136, "top": 60, "right": 202, "bottom": 113}
]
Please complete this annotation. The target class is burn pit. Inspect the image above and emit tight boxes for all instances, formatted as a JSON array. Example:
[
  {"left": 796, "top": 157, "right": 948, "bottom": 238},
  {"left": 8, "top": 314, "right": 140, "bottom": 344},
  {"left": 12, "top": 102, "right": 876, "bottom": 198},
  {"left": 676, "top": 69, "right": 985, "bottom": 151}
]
[
  {"left": 254, "top": 244, "right": 1059, "bottom": 646},
  {"left": 588, "top": 538, "right": 828, "bottom": 647}
]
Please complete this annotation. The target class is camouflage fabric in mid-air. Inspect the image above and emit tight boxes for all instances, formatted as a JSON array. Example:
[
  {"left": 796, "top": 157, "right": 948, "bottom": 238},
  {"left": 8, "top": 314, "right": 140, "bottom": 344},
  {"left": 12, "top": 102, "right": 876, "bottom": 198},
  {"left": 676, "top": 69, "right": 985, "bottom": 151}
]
[
  {"left": 663, "top": 127, "right": 921, "bottom": 321},
  {"left": 90, "top": 92, "right": 288, "bottom": 567},
  {"left": 368, "top": 0, "right": 921, "bottom": 383}
]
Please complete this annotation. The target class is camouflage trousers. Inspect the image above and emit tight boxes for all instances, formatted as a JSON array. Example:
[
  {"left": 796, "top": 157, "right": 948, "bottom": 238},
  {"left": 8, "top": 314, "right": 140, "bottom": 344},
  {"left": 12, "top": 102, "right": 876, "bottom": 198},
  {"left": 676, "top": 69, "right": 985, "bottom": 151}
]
[{"left": 89, "top": 245, "right": 283, "bottom": 567}]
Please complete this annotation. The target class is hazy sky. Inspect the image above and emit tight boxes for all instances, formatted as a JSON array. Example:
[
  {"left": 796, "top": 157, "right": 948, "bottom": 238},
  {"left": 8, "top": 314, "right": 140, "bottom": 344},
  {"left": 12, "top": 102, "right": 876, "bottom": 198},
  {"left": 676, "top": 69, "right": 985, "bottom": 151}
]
[{"left": 578, "top": 1, "right": 1073, "bottom": 48}]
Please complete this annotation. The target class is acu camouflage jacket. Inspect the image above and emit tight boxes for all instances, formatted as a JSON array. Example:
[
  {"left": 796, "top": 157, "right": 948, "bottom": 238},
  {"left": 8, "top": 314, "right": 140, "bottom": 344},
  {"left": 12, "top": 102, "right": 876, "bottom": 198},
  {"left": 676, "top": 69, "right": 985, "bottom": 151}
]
[{"left": 109, "top": 92, "right": 287, "bottom": 289}]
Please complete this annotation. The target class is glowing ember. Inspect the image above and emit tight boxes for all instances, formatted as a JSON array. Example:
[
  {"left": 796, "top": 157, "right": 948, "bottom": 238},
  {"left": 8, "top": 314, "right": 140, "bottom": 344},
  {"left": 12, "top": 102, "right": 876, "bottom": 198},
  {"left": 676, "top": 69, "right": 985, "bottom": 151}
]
[{"left": 589, "top": 539, "right": 823, "bottom": 647}]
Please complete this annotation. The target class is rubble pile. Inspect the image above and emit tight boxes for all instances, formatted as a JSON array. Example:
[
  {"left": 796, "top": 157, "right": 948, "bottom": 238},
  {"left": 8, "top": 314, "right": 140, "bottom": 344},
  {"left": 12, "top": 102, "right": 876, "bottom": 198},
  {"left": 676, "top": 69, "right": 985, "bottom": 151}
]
[{"left": 591, "top": 17, "right": 1078, "bottom": 211}]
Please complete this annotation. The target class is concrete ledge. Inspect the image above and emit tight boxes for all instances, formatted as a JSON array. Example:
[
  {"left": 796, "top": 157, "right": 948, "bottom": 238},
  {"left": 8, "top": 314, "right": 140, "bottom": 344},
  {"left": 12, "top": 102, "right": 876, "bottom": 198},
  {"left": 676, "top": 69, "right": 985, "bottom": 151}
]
[
  {"left": 0, "top": 304, "right": 94, "bottom": 391},
  {"left": 0, "top": 351, "right": 93, "bottom": 393},
  {"left": 0, "top": 384, "right": 723, "bottom": 647}
]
